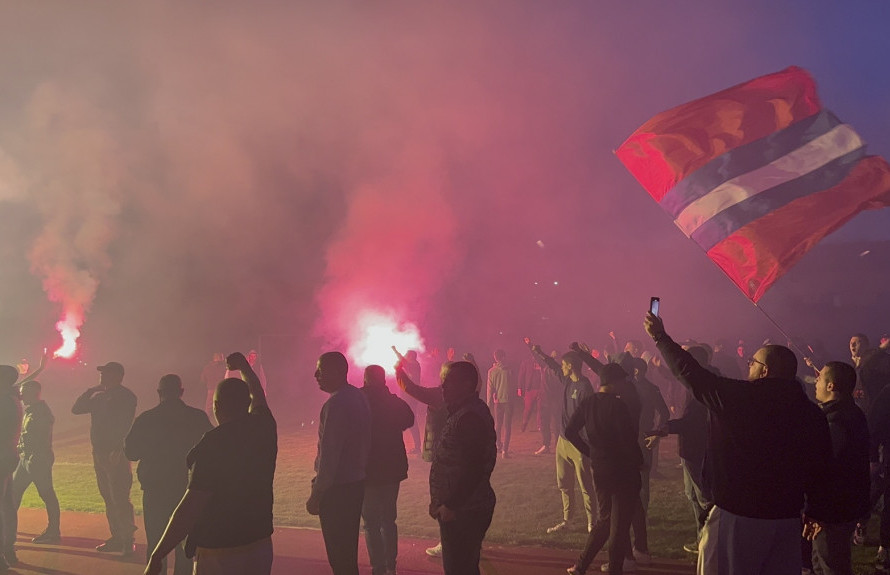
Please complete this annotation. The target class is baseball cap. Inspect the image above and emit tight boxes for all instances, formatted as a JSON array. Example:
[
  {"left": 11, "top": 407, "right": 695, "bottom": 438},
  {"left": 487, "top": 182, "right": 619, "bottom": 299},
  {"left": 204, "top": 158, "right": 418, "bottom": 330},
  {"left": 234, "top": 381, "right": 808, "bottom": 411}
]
[
  {"left": 96, "top": 362, "right": 125, "bottom": 377},
  {"left": 599, "top": 363, "right": 629, "bottom": 386}
]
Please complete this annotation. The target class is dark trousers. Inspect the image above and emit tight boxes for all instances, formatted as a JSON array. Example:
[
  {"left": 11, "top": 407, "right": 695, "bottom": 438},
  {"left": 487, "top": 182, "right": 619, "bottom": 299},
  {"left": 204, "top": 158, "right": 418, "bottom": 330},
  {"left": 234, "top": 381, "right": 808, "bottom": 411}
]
[
  {"left": 12, "top": 453, "right": 60, "bottom": 534},
  {"left": 319, "top": 480, "right": 365, "bottom": 575},
  {"left": 0, "top": 471, "right": 14, "bottom": 555},
  {"left": 144, "top": 486, "right": 192, "bottom": 575},
  {"left": 812, "top": 521, "right": 857, "bottom": 575},
  {"left": 93, "top": 449, "right": 136, "bottom": 542},
  {"left": 576, "top": 480, "right": 639, "bottom": 575},
  {"left": 522, "top": 389, "right": 542, "bottom": 431},
  {"left": 493, "top": 402, "right": 513, "bottom": 453},
  {"left": 439, "top": 504, "right": 494, "bottom": 575},
  {"left": 362, "top": 481, "right": 400, "bottom": 575}
]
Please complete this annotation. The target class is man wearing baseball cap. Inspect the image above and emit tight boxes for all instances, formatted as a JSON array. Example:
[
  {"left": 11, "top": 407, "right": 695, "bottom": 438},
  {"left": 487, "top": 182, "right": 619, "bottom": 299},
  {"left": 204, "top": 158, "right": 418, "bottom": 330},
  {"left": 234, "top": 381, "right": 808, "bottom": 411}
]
[{"left": 72, "top": 361, "right": 138, "bottom": 555}]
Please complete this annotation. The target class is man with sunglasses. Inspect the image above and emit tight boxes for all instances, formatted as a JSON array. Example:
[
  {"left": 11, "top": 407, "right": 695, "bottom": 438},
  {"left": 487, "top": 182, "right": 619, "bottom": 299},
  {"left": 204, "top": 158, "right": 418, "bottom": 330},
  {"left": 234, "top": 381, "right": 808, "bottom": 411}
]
[{"left": 644, "top": 312, "right": 833, "bottom": 575}]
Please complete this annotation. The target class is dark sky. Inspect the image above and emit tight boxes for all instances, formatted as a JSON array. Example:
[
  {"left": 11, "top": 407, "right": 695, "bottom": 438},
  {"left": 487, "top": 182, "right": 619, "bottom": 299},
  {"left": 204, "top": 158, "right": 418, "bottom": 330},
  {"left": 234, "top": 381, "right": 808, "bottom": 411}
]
[{"left": 1, "top": 1, "right": 889, "bottom": 393}]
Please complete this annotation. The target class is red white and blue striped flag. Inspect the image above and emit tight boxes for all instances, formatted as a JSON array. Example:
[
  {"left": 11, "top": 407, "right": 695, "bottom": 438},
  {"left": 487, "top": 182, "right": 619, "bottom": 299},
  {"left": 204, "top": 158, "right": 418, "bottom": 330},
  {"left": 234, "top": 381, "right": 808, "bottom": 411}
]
[{"left": 617, "top": 66, "right": 890, "bottom": 301}]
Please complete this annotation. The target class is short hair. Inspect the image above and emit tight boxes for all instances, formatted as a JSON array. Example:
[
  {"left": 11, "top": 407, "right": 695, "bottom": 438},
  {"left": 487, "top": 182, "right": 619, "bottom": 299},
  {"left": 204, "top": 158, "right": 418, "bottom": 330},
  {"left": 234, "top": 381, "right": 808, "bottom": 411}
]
[
  {"left": 319, "top": 351, "right": 349, "bottom": 380},
  {"left": 632, "top": 357, "right": 648, "bottom": 376},
  {"left": 0, "top": 365, "right": 18, "bottom": 387},
  {"left": 561, "top": 351, "right": 582, "bottom": 373},
  {"left": 405, "top": 350, "right": 418, "bottom": 361},
  {"left": 364, "top": 364, "right": 386, "bottom": 387},
  {"left": 158, "top": 373, "right": 183, "bottom": 393},
  {"left": 851, "top": 333, "right": 870, "bottom": 346},
  {"left": 761, "top": 345, "right": 798, "bottom": 379},
  {"left": 825, "top": 361, "right": 857, "bottom": 395},
  {"left": 447, "top": 361, "right": 479, "bottom": 392},
  {"left": 215, "top": 377, "right": 251, "bottom": 413},
  {"left": 493, "top": 349, "right": 506, "bottom": 362}
]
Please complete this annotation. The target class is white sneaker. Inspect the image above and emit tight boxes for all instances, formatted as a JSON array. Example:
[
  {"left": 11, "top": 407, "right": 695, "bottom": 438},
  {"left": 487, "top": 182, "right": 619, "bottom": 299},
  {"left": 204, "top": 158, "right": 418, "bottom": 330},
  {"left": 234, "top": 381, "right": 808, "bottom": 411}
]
[
  {"left": 534, "top": 445, "right": 550, "bottom": 455},
  {"left": 632, "top": 550, "right": 651, "bottom": 566},
  {"left": 425, "top": 542, "right": 442, "bottom": 557},
  {"left": 600, "top": 559, "right": 636, "bottom": 572},
  {"left": 546, "top": 520, "right": 568, "bottom": 534}
]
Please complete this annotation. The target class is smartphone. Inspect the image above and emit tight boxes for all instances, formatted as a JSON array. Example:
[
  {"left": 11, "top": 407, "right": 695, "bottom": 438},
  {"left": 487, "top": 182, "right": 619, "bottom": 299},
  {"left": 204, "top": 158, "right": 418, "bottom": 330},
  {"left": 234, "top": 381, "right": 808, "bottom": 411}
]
[{"left": 649, "top": 297, "right": 660, "bottom": 317}]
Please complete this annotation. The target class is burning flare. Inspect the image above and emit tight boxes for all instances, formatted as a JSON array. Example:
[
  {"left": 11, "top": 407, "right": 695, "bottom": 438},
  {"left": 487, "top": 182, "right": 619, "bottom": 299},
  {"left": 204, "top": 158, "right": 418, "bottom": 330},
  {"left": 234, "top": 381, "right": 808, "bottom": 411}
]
[
  {"left": 348, "top": 310, "right": 424, "bottom": 372},
  {"left": 53, "top": 310, "right": 82, "bottom": 358}
]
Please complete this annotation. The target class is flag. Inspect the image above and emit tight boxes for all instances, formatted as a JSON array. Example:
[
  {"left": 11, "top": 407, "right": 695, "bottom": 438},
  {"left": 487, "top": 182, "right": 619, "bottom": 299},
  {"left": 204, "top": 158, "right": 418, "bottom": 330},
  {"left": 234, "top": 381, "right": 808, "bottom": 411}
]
[{"left": 617, "top": 66, "right": 890, "bottom": 301}]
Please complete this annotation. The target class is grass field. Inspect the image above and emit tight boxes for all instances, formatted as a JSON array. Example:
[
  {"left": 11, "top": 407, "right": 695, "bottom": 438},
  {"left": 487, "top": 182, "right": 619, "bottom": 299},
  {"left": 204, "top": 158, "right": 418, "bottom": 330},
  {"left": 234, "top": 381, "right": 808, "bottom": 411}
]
[{"left": 20, "top": 416, "right": 883, "bottom": 574}]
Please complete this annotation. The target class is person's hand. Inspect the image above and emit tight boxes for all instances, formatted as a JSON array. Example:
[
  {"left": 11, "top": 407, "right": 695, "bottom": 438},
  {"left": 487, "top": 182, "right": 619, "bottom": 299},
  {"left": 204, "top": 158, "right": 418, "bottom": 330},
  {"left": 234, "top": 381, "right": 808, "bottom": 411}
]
[
  {"left": 463, "top": 352, "right": 475, "bottom": 363},
  {"left": 802, "top": 518, "right": 822, "bottom": 541},
  {"left": 38, "top": 348, "right": 49, "bottom": 369},
  {"left": 144, "top": 554, "right": 164, "bottom": 575},
  {"left": 644, "top": 435, "right": 660, "bottom": 450},
  {"left": 306, "top": 494, "right": 321, "bottom": 516},
  {"left": 531, "top": 344, "right": 542, "bottom": 354},
  {"left": 591, "top": 349, "right": 602, "bottom": 360},
  {"left": 226, "top": 352, "right": 250, "bottom": 373},
  {"left": 446, "top": 347, "right": 455, "bottom": 361},
  {"left": 523, "top": 337, "right": 532, "bottom": 348},
  {"left": 609, "top": 331, "right": 616, "bottom": 340},
  {"left": 644, "top": 312, "right": 665, "bottom": 340}
]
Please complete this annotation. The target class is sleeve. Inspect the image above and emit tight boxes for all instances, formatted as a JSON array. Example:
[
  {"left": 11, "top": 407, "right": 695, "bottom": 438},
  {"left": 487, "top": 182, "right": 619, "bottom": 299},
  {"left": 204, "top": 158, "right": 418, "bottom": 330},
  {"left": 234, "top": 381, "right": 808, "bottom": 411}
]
[
  {"left": 652, "top": 386, "right": 671, "bottom": 428},
  {"left": 187, "top": 440, "right": 220, "bottom": 494},
  {"left": 395, "top": 397, "right": 415, "bottom": 431},
  {"left": 311, "top": 400, "right": 349, "bottom": 497},
  {"left": 402, "top": 380, "right": 444, "bottom": 408},
  {"left": 655, "top": 334, "right": 728, "bottom": 414},
  {"left": 71, "top": 389, "right": 96, "bottom": 415},
  {"left": 564, "top": 398, "right": 591, "bottom": 457},
  {"left": 441, "top": 413, "right": 494, "bottom": 509},
  {"left": 123, "top": 414, "right": 147, "bottom": 461},
  {"left": 802, "top": 408, "right": 836, "bottom": 522}
]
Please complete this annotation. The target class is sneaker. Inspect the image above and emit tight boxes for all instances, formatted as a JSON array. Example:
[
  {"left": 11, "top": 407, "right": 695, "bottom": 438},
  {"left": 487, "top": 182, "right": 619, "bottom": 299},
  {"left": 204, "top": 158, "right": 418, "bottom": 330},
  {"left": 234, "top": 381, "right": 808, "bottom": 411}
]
[
  {"left": 121, "top": 540, "right": 136, "bottom": 557},
  {"left": 683, "top": 542, "right": 700, "bottom": 554},
  {"left": 877, "top": 546, "right": 889, "bottom": 569},
  {"left": 32, "top": 529, "right": 61, "bottom": 544},
  {"left": 854, "top": 523, "right": 866, "bottom": 546},
  {"left": 546, "top": 520, "right": 568, "bottom": 534},
  {"left": 600, "top": 559, "right": 636, "bottom": 572},
  {"left": 632, "top": 550, "right": 651, "bottom": 566},
  {"left": 501, "top": 450, "right": 511, "bottom": 459},
  {"left": 425, "top": 542, "right": 442, "bottom": 557},
  {"left": 534, "top": 445, "right": 550, "bottom": 455},
  {"left": 567, "top": 566, "right": 581, "bottom": 575}
]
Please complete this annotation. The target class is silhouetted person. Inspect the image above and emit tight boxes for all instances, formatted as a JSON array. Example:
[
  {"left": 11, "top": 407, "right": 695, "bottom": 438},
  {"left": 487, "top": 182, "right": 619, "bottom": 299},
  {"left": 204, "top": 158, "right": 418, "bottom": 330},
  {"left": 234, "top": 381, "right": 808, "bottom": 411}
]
[
  {"left": 12, "top": 380, "right": 60, "bottom": 545},
  {"left": 850, "top": 333, "right": 890, "bottom": 411},
  {"left": 399, "top": 350, "right": 423, "bottom": 454},
  {"left": 565, "top": 363, "right": 643, "bottom": 575},
  {"left": 72, "top": 361, "right": 137, "bottom": 555},
  {"left": 487, "top": 349, "right": 514, "bottom": 458},
  {"left": 145, "top": 352, "right": 277, "bottom": 575},
  {"left": 805, "top": 362, "right": 869, "bottom": 575},
  {"left": 644, "top": 312, "right": 832, "bottom": 575},
  {"left": 361, "top": 365, "right": 414, "bottom": 575},
  {"left": 200, "top": 353, "right": 226, "bottom": 418},
  {"left": 0, "top": 365, "right": 22, "bottom": 569},
  {"left": 125, "top": 374, "right": 212, "bottom": 575},
  {"left": 307, "top": 351, "right": 371, "bottom": 575},
  {"left": 429, "top": 360, "right": 497, "bottom": 575}
]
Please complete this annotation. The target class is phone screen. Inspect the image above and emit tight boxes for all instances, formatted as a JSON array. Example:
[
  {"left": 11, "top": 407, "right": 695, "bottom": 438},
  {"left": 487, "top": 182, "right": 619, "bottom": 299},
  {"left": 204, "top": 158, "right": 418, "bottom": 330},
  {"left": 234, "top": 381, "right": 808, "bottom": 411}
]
[{"left": 650, "top": 297, "right": 660, "bottom": 317}]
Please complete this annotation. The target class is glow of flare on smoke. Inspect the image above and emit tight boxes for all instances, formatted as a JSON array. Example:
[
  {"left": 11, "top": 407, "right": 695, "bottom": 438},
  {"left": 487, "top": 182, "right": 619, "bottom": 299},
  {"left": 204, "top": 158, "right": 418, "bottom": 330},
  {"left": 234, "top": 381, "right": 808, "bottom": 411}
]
[
  {"left": 53, "top": 311, "right": 82, "bottom": 359},
  {"left": 348, "top": 310, "right": 424, "bottom": 373}
]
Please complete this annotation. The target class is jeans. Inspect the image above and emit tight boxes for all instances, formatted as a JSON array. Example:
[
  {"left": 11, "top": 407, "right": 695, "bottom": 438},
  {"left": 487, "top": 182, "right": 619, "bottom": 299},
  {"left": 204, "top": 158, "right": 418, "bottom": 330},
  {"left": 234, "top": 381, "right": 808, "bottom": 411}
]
[
  {"left": 0, "top": 471, "right": 14, "bottom": 556},
  {"left": 522, "top": 389, "right": 542, "bottom": 431},
  {"left": 93, "top": 448, "right": 136, "bottom": 542},
  {"left": 439, "top": 503, "right": 494, "bottom": 575},
  {"left": 681, "top": 457, "right": 712, "bottom": 541},
  {"left": 362, "top": 481, "right": 400, "bottom": 575},
  {"left": 319, "top": 480, "right": 365, "bottom": 575},
  {"left": 699, "top": 506, "right": 801, "bottom": 575},
  {"left": 12, "top": 452, "right": 60, "bottom": 534},
  {"left": 194, "top": 536, "right": 273, "bottom": 575},
  {"left": 493, "top": 402, "right": 513, "bottom": 453},
  {"left": 812, "top": 521, "right": 857, "bottom": 575}
]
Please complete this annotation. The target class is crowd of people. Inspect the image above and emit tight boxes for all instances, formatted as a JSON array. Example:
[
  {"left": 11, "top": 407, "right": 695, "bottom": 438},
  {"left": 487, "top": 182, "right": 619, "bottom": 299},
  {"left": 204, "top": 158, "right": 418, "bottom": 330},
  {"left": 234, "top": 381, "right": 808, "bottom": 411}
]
[{"left": 0, "top": 320, "right": 888, "bottom": 575}]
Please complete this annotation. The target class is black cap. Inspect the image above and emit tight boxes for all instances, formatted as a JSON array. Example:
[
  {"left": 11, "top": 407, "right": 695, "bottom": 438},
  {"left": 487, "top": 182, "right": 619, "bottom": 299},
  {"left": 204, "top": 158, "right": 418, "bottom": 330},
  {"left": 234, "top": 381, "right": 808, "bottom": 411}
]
[{"left": 96, "top": 362, "right": 125, "bottom": 377}]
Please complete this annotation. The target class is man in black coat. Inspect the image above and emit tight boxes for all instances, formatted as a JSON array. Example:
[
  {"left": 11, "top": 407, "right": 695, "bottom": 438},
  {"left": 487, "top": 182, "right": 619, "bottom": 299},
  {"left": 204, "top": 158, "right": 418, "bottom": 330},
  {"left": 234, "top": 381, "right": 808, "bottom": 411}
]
[
  {"left": 644, "top": 312, "right": 832, "bottom": 575},
  {"left": 125, "top": 374, "right": 213, "bottom": 575},
  {"left": 361, "top": 365, "right": 414, "bottom": 575},
  {"left": 805, "top": 361, "right": 869, "bottom": 575}
]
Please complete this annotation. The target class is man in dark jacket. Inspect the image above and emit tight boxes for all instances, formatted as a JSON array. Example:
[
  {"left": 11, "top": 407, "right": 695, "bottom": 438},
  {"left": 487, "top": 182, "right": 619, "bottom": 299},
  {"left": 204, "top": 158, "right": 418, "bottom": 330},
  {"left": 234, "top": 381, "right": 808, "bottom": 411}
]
[
  {"left": 125, "top": 374, "right": 213, "bottom": 575},
  {"left": 361, "top": 365, "right": 414, "bottom": 575},
  {"left": 0, "top": 366, "right": 22, "bottom": 569},
  {"left": 644, "top": 312, "right": 832, "bottom": 575},
  {"left": 804, "top": 361, "right": 869, "bottom": 575},
  {"left": 12, "top": 380, "right": 61, "bottom": 545},
  {"left": 71, "top": 361, "right": 138, "bottom": 555},
  {"left": 429, "top": 361, "right": 497, "bottom": 575},
  {"left": 564, "top": 362, "right": 643, "bottom": 575}
]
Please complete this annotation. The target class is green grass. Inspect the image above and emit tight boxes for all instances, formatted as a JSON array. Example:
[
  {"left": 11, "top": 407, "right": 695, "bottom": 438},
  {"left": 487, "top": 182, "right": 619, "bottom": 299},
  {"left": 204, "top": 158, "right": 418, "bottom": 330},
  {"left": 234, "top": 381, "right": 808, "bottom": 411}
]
[{"left": 20, "top": 424, "right": 882, "bottom": 573}]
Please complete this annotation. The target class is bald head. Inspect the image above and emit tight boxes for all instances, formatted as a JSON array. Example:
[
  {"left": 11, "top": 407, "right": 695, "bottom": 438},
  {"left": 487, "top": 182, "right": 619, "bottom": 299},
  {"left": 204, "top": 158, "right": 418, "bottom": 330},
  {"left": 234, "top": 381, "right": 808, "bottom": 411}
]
[
  {"left": 748, "top": 345, "right": 798, "bottom": 381},
  {"left": 214, "top": 377, "right": 251, "bottom": 423},
  {"left": 158, "top": 374, "right": 184, "bottom": 401},
  {"left": 363, "top": 365, "right": 386, "bottom": 388}
]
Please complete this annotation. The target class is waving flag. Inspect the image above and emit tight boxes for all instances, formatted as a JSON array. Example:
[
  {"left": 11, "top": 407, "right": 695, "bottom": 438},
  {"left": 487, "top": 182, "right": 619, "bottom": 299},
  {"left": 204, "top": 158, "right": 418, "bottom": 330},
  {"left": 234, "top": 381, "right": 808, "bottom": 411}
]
[{"left": 617, "top": 66, "right": 890, "bottom": 301}]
